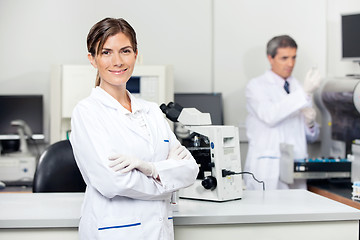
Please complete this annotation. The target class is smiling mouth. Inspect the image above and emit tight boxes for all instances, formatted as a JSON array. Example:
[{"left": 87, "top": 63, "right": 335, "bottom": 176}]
[{"left": 109, "top": 68, "right": 128, "bottom": 74}]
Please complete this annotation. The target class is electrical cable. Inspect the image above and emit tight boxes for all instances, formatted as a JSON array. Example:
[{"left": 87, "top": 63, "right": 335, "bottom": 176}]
[{"left": 222, "top": 169, "right": 265, "bottom": 191}]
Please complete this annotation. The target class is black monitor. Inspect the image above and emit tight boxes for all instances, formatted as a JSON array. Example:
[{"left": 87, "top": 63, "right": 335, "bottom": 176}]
[
  {"left": 127, "top": 76, "right": 140, "bottom": 94},
  {"left": 0, "top": 95, "right": 44, "bottom": 140},
  {"left": 174, "top": 93, "right": 224, "bottom": 125},
  {"left": 341, "top": 13, "right": 360, "bottom": 62}
]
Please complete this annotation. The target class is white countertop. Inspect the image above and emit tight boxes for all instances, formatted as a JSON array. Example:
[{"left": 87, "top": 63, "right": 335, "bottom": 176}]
[
  {"left": 174, "top": 189, "right": 360, "bottom": 225},
  {"left": 0, "top": 190, "right": 359, "bottom": 228},
  {"left": 0, "top": 192, "right": 83, "bottom": 228}
]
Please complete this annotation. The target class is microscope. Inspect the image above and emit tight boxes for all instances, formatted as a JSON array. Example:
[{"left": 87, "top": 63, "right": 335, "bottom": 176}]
[{"left": 161, "top": 102, "right": 243, "bottom": 202}]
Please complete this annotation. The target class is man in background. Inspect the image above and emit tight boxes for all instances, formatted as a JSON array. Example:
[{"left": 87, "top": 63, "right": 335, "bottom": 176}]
[{"left": 244, "top": 35, "right": 321, "bottom": 190}]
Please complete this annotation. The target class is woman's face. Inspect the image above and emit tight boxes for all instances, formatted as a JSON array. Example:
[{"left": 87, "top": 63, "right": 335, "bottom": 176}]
[{"left": 88, "top": 32, "right": 137, "bottom": 91}]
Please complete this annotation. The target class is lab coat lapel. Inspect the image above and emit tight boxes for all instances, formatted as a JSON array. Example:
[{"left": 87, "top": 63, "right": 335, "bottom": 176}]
[
  {"left": 142, "top": 110, "right": 157, "bottom": 147},
  {"left": 91, "top": 87, "right": 152, "bottom": 144},
  {"left": 265, "top": 71, "right": 290, "bottom": 99},
  {"left": 120, "top": 111, "right": 152, "bottom": 144},
  {"left": 126, "top": 94, "right": 153, "bottom": 145}
]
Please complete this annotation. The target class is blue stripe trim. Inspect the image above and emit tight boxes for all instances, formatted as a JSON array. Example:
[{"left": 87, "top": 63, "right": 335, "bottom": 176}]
[
  {"left": 168, "top": 217, "right": 173, "bottom": 220},
  {"left": 257, "top": 156, "right": 279, "bottom": 160},
  {"left": 98, "top": 222, "right": 141, "bottom": 231},
  {"left": 164, "top": 139, "right": 169, "bottom": 142}
]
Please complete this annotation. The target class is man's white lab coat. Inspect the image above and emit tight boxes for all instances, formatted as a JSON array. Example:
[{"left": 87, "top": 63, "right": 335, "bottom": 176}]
[{"left": 244, "top": 70, "right": 319, "bottom": 190}]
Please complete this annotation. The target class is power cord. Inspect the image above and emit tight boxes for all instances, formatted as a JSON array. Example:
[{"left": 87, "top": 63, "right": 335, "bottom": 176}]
[{"left": 222, "top": 169, "right": 265, "bottom": 191}]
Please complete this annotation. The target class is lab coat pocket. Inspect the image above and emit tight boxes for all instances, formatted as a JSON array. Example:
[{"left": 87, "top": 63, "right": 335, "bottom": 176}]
[
  {"left": 165, "top": 216, "right": 175, "bottom": 239},
  {"left": 97, "top": 217, "right": 143, "bottom": 240},
  {"left": 154, "top": 138, "right": 170, "bottom": 162}
]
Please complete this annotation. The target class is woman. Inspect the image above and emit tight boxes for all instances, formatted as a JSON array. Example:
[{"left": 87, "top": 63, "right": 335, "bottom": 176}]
[{"left": 70, "top": 17, "right": 199, "bottom": 240}]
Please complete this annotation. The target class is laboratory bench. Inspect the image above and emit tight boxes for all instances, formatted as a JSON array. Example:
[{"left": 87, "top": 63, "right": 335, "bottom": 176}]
[
  {"left": 0, "top": 185, "right": 32, "bottom": 193},
  {"left": 0, "top": 189, "right": 359, "bottom": 240}
]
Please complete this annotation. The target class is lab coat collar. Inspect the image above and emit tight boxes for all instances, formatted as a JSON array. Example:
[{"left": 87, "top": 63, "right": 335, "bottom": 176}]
[
  {"left": 267, "top": 70, "right": 294, "bottom": 87},
  {"left": 91, "top": 87, "right": 152, "bottom": 144},
  {"left": 127, "top": 91, "right": 150, "bottom": 115},
  {"left": 91, "top": 87, "right": 150, "bottom": 114}
]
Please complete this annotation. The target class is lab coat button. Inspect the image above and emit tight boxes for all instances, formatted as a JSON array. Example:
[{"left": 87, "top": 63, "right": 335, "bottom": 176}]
[{"left": 159, "top": 217, "right": 163, "bottom": 221}]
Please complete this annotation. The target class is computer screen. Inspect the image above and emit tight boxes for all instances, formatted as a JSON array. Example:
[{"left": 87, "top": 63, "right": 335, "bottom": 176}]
[
  {"left": 174, "top": 93, "right": 224, "bottom": 125},
  {"left": 0, "top": 95, "right": 44, "bottom": 140},
  {"left": 342, "top": 13, "right": 360, "bottom": 61},
  {"left": 127, "top": 76, "right": 140, "bottom": 94}
]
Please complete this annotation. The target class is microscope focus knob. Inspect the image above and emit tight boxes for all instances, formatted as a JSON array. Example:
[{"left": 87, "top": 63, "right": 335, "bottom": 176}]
[{"left": 201, "top": 176, "right": 217, "bottom": 190}]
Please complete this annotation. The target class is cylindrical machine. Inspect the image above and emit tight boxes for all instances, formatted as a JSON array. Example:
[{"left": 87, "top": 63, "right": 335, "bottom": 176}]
[{"left": 315, "top": 78, "right": 360, "bottom": 156}]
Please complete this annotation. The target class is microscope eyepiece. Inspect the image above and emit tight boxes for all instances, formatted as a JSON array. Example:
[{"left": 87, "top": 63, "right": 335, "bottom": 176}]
[
  {"left": 160, "top": 103, "right": 168, "bottom": 114},
  {"left": 159, "top": 102, "right": 184, "bottom": 122}
]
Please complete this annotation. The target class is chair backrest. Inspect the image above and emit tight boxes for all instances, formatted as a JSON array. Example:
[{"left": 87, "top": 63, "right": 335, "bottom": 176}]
[{"left": 32, "top": 140, "right": 86, "bottom": 192}]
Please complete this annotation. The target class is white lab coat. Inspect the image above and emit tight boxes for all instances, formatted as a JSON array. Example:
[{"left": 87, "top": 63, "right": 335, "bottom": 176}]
[
  {"left": 244, "top": 70, "right": 319, "bottom": 190},
  {"left": 70, "top": 87, "right": 199, "bottom": 240}
]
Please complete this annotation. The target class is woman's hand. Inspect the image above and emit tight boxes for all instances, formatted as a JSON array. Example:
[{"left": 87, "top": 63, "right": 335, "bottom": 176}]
[
  {"left": 167, "top": 145, "right": 192, "bottom": 160},
  {"left": 108, "top": 154, "right": 158, "bottom": 178}
]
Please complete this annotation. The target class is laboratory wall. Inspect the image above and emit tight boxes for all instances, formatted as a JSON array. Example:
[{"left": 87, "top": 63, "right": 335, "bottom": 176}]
[
  {"left": 0, "top": 0, "right": 212, "bottom": 141},
  {"left": 0, "top": 0, "right": 359, "bottom": 144},
  {"left": 213, "top": 0, "right": 327, "bottom": 131}
]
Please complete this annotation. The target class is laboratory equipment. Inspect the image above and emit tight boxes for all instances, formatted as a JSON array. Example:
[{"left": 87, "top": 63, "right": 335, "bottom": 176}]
[
  {"left": 11, "top": 120, "right": 33, "bottom": 154},
  {"left": 0, "top": 154, "right": 36, "bottom": 185},
  {"left": 0, "top": 120, "right": 36, "bottom": 185},
  {"left": 0, "top": 181, "right": 5, "bottom": 189},
  {"left": 352, "top": 181, "right": 360, "bottom": 201},
  {"left": 350, "top": 141, "right": 360, "bottom": 182},
  {"left": 341, "top": 12, "right": 360, "bottom": 62},
  {"left": 50, "top": 64, "right": 173, "bottom": 143},
  {"left": 174, "top": 93, "right": 224, "bottom": 125},
  {"left": 280, "top": 78, "right": 360, "bottom": 184},
  {"left": 315, "top": 78, "right": 360, "bottom": 156},
  {"left": 0, "top": 95, "right": 44, "bottom": 141},
  {"left": 280, "top": 143, "right": 352, "bottom": 184},
  {"left": 161, "top": 102, "right": 243, "bottom": 202}
]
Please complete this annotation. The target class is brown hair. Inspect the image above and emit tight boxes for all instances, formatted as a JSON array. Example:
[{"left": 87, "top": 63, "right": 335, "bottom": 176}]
[{"left": 87, "top": 18, "right": 138, "bottom": 86}]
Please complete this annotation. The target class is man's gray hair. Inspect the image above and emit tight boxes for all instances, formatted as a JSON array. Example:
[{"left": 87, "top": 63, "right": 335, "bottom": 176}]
[{"left": 266, "top": 35, "right": 297, "bottom": 58}]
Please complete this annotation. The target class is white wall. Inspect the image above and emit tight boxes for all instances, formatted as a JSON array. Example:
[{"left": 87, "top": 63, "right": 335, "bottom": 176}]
[
  {"left": 0, "top": 0, "right": 359, "bottom": 143},
  {"left": 0, "top": 0, "right": 212, "bottom": 91},
  {"left": 0, "top": 0, "right": 212, "bottom": 141},
  {"left": 214, "top": 0, "right": 327, "bottom": 129}
]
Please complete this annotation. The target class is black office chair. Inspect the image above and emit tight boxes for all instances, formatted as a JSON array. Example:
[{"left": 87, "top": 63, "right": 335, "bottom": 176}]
[{"left": 32, "top": 140, "right": 86, "bottom": 192}]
